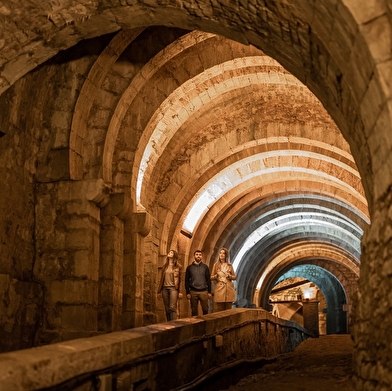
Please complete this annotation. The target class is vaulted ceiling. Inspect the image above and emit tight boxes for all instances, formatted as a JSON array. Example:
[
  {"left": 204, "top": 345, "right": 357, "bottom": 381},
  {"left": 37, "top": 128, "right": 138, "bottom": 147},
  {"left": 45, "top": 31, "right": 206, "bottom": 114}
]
[
  {"left": 61, "top": 28, "right": 368, "bottom": 305},
  {"left": 1, "top": 25, "right": 368, "bottom": 309}
]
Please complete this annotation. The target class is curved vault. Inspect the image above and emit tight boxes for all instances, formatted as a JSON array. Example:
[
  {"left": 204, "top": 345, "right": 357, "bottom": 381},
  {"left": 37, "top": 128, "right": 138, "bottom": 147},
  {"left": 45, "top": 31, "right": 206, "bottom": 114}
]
[
  {"left": 79, "top": 30, "right": 368, "bottom": 319},
  {"left": 5, "top": 24, "right": 367, "bottom": 325},
  {"left": 30, "top": 27, "right": 368, "bottom": 329},
  {"left": 2, "top": 23, "right": 372, "bottom": 334},
  {"left": 1, "top": 1, "right": 391, "bottom": 387},
  {"left": 111, "top": 30, "right": 368, "bottom": 325},
  {"left": 273, "top": 265, "right": 349, "bottom": 334}
]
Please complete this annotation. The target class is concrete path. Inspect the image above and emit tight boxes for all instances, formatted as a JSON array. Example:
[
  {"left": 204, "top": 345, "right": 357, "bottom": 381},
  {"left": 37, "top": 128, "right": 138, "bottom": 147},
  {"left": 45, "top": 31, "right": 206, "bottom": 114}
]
[{"left": 222, "top": 334, "right": 354, "bottom": 391}]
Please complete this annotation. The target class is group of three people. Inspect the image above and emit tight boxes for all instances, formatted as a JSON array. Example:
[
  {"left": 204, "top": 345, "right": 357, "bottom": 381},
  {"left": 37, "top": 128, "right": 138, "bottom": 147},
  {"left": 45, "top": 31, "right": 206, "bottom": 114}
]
[{"left": 157, "top": 248, "right": 236, "bottom": 321}]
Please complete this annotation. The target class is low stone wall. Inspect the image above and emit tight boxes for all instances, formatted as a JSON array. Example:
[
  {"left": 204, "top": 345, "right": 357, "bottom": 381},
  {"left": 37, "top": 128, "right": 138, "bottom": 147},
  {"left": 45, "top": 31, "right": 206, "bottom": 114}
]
[{"left": 0, "top": 308, "right": 311, "bottom": 390}]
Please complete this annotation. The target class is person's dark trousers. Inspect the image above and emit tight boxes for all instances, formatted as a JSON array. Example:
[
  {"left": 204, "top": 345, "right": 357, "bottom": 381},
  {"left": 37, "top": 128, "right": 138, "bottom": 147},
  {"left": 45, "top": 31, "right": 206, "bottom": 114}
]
[{"left": 189, "top": 290, "right": 209, "bottom": 315}]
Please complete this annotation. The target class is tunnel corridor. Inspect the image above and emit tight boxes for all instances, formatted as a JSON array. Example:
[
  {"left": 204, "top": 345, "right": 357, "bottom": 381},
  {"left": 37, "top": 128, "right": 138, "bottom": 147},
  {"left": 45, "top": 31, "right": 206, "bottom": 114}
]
[{"left": 1, "top": 1, "right": 392, "bottom": 390}]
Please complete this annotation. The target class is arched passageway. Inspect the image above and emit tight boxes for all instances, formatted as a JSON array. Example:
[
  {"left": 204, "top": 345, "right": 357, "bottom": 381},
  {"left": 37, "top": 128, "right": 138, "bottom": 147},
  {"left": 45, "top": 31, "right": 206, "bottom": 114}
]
[
  {"left": 0, "top": 2, "right": 391, "bottom": 390},
  {"left": 269, "top": 264, "right": 349, "bottom": 335}
]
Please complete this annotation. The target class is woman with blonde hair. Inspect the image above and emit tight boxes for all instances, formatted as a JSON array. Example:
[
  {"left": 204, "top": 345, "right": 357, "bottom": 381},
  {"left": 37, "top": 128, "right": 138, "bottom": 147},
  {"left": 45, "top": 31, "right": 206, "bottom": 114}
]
[
  {"left": 157, "top": 250, "right": 183, "bottom": 320},
  {"left": 211, "top": 247, "right": 236, "bottom": 312}
]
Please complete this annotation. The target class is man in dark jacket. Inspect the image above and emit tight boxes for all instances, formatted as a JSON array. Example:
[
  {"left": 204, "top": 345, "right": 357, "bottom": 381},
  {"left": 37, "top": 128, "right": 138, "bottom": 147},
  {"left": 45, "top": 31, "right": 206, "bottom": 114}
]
[{"left": 185, "top": 250, "right": 212, "bottom": 316}]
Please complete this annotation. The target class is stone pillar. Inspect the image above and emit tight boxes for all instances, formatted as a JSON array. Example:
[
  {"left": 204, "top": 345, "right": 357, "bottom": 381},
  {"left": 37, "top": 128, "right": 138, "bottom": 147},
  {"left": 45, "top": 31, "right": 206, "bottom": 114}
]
[
  {"left": 352, "top": 202, "right": 392, "bottom": 390},
  {"left": 99, "top": 193, "right": 132, "bottom": 332},
  {"left": 34, "top": 179, "right": 110, "bottom": 344},
  {"left": 122, "top": 210, "right": 152, "bottom": 329},
  {"left": 143, "top": 236, "right": 159, "bottom": 325},
  {"left": 303, "top": 299, "right": 319, "bottom": 337}
]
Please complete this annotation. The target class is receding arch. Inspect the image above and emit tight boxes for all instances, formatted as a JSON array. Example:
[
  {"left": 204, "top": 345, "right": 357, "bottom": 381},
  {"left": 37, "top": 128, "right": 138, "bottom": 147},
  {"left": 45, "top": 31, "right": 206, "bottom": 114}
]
[
  {"left": 135, "top": 56, "right": 303, "bottom": 207},
  {"left": 2, "top": 2, "right": 392, "bottom": 389},
  {"left": 271, "top": 264, "right": 349, "bottom": 334},
  {"left": 70, "top": 28, "right": 145, "bottom": 180},
  {"left": 2, "top": 1, "right": 390, "bottom": 204}
]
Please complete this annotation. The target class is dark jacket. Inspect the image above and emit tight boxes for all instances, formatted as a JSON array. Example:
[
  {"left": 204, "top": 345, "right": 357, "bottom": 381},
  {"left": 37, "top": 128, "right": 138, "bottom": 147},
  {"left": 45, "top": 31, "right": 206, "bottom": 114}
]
[{"left": 185, "top": 261, "right": 211, "bottom": 294}]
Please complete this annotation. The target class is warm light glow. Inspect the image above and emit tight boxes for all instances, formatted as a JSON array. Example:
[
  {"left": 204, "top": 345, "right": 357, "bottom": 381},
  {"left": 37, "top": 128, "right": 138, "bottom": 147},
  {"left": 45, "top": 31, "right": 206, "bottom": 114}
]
[
  {"left": 232, "top": 212, "right": 362, "bottom": 272},
  {"left": 183, "top": 175, "right": 232, "bottom": 232},
  {"left": 135, "top": 56, "right": 308, "bottom": 205},
  {"left": 181, "top": 150, "right": 364, "bottom": 234},
  {"left": 303, "top": 289, "right": 312, "bottom": 299},
  {"left": 252, "top": 244, "right": 361, "bottom": 306}
]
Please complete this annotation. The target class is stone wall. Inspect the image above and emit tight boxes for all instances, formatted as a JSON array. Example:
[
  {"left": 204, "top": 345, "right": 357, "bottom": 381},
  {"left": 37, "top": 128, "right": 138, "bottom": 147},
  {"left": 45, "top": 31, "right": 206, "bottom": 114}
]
[
  {"left": 0, "top": 308, "right": 310, "bottom": 391},
  {"left": 0, "top": 77, "right": 47, "bottom": 352},
  {"left": 352, "top": 196, "right": 392, "bottom": 390}
]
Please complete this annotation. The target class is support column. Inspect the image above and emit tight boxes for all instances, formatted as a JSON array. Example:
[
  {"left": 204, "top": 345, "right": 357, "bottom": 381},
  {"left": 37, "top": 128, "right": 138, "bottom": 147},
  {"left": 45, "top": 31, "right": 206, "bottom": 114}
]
[
  {"left": 303, "top": 299, "right": 320, "bottom": 337},
  {"left": 34, "top": 179, "right": 110, "bottom": 344},
  {"left": 99, "top": 193, "right": 132, "bottom": 332},
  {"left": 122, "top": 210, "right": 152, "bottom": 329}
]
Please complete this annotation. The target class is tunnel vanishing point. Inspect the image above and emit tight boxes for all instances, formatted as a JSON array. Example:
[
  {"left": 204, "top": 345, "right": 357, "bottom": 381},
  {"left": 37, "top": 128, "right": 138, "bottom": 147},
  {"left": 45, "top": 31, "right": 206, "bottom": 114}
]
[{"left": 0, "top": 1, "right": 391, "bottom": 390}]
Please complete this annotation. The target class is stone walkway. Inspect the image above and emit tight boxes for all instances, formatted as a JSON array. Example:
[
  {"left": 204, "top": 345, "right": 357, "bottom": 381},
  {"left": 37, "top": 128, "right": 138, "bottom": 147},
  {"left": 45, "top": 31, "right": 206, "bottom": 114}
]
[{"left": 221, "top": 334, "right": 354, "bottom": 391}]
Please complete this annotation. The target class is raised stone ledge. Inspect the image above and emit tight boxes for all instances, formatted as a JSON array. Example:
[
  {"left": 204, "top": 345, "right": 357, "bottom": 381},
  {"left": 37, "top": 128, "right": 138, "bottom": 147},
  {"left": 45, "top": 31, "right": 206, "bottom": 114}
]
[{"left": 0, "top": 308, "right": 310, "bottom": 390}]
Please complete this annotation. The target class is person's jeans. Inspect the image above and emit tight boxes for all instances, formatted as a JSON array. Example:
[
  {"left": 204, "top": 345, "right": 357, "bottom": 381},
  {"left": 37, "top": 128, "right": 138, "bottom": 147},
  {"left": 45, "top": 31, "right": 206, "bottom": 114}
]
[
  {"left": 189, "top": 290, "right": 209, "bottom": 316},
  {"left": 161, "top": 286, "right": 179, "bottom": 320}
]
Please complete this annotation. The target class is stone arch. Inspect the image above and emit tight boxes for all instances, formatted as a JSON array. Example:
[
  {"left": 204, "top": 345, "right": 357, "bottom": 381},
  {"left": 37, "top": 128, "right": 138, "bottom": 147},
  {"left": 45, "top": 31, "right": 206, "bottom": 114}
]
[
  {"left": 220, "top": 194, "right": 368, "bottom": 258},
  {"left": 257, "top": 246, "right": 360, "bottom": 307},
  {"left": 272, "top": 264, "right": 349, "bottom": 334},
  {"left": 1, "top": 2, "right": 391, "bottom": 388},
  {"left": 188, "top": 172, "right": 366, "bottom": 261},
  {"left": 69, "top": 28, "right": 145, "bottom": 180},
  {"left": 238, "top": 230, "right": 360, "bottom": 295},
  {"left": 154, "top": 126, "right": 366, "bottom": 258},
  {"left": 2, "top": 2, "right": 391, "bottom": 203}
]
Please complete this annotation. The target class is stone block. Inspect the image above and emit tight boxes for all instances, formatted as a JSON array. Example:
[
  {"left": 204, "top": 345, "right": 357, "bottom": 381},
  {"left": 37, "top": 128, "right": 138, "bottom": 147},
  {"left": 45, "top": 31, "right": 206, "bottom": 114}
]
[
  {"left": 73, "top": 250, "right": 98, "bottom": 279},
  {"left": 61, "top": 305, "right": 98, "bottom": 331},
  {"left": 48, "top": 279, "right": 98, "bottom": 304},
  {"left": 66, "top": 229, "right": 95, "bottom": 250}
]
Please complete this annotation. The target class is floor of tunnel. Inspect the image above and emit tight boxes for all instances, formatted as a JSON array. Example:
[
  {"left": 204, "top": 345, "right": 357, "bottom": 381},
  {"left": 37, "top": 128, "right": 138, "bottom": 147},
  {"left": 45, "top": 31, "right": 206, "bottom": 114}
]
[{"left": 196, "top": 334, "right": 354, "bottom": 391}]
